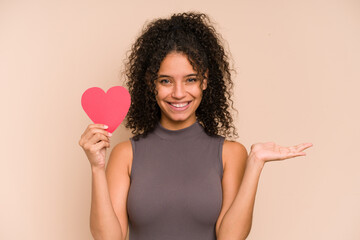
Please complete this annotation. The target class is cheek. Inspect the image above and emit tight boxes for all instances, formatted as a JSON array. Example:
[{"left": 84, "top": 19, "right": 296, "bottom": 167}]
[
  {"left": 155, "top": 87, "right": 169, "bottom": 101},
  {"left": 189, "top": 86, "right": 203, "bottom": 98}
]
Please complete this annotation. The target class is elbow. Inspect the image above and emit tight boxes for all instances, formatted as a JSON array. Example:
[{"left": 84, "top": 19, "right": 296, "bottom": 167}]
[
  {"left": 90, "top": 224, "right": 114, "bottom": 240},
  {"left": 90, "top": 225, "right": 124, "bottom": 240},
  {"left": 240, "top": 223, "right": 252, "bottom": 240},
  {"left": 89, "top": 217, "right": 124, "bottom": 240},
  {"left": 216, "top": 223, "right": 252, "bottom": 240},
  {"left": 238, "top": 222, "right": 252, "bottom": 240},
  {"left": 90, "top": 223, "right": 104, "bottom": 240}
]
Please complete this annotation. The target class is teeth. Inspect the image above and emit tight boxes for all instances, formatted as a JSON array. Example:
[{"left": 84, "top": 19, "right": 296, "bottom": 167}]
[{"left": 170, "top": 102, "right": 189, "bottom": 108}]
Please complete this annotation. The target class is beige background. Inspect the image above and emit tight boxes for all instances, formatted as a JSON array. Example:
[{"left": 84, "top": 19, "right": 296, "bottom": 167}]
[{"left": 1, "top": 0, "right": 359, "bottom": 239}]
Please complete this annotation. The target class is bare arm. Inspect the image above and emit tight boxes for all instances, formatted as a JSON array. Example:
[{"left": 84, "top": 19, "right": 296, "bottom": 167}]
[
  {"left": 79, "top": 124, "right": 127, "bottom": 240},
  {"left": 217, "top": 142, "right": 313, "bottom": 240},
  {"left": 90, "top": 167, "right": 124, "bottom": 240},
  {"left": 216, "top": 153, "right": 263, "bottom": 240}
]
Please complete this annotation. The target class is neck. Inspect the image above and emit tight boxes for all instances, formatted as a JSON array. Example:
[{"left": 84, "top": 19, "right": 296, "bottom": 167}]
[
  {"left": 159, "top": 117, "right": 197, "bottom": 130},
  {"left": 154, "top": 120, "right": 203, "bottom": 140}
]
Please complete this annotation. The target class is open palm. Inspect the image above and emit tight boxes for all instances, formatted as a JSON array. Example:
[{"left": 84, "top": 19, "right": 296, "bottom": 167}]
[{"left": 250, "top": 142, "right": 313, "bottom": 163}]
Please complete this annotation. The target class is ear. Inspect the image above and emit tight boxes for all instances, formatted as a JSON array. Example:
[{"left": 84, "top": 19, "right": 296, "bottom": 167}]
[{"left": 202, "top": 70, "right": 208, "bottom": 90}]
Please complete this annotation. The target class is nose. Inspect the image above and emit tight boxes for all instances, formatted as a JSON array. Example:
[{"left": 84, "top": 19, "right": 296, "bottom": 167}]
[{"left": 171, "top": 81, "right": 186, "bottom": 99}]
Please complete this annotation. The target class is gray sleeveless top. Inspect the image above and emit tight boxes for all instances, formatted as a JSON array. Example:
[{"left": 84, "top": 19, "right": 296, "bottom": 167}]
[{"left": 127, "top": 121, "right": 225, "bottom": 240}]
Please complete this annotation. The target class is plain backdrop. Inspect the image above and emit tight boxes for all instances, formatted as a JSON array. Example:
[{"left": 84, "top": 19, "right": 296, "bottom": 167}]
[{"left": 1, "top": 0, "right": 359, "bottom": 239}]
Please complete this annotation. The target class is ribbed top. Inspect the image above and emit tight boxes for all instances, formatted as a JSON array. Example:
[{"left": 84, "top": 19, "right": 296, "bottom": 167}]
[
  {"left": 127, "top": 121, "right": 224, "bottom": 240},
  {"left": 154, "top": 121, "right": 204, "bottom": 140}
]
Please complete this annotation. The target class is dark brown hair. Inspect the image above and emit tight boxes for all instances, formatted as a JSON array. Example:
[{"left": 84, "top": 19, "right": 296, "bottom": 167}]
[{"left": 124, "top": 12, "right": 237, "bottom": 140}]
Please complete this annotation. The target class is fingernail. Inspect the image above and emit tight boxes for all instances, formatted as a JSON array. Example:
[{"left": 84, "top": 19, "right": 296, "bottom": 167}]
[
  {"left": 108, "top": 132, "right": 112, "bottom": 137},
  {"left": 104, "top": 125, "right": 108, "bottom": 129}
]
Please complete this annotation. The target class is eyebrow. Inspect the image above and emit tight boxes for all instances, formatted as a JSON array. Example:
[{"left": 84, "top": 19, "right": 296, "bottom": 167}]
[{"left": 157, "top": 73, "right": 197, "bottom": 78}]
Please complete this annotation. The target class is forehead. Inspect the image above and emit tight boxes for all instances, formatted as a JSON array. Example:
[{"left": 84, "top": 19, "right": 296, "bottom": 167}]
[{"left": 158, "top": 52, "right": 196, "bottom": 76}]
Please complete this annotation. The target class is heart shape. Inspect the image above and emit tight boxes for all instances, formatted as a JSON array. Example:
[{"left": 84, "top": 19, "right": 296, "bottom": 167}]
[{"left": 81, "top": 86, "right": 131, "bottom": 133}]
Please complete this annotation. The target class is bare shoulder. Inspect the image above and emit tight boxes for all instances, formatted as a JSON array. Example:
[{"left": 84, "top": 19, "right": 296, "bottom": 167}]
[
  {"left": 222, "top": 140, "right": 248, "bottom": 169},
  {"left": 106, "top": 140, "right": 133, "bottom": 177},
  {"left": 111, "top": 139, "right": 133, "bottom": 154}
]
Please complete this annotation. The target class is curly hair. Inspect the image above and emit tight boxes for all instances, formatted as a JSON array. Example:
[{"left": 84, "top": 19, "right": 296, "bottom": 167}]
[{"left": 124, "top": 12, "right": 238, "bottom": 140}]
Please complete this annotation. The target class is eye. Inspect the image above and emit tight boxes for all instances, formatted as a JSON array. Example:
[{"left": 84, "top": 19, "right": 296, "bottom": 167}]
[
  {"left": 159, "top": 79, "right": 170, "bottom": 84},
  {"left": 187, "top": 78, "right": 197, "bottom": 83}
]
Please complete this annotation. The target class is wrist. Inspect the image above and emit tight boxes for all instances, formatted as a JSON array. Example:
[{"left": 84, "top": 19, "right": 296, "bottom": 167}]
[
  {"left": 247, "top": 152, "right": 265, "bottom": 169},
  {"left": 91, "top": 165, "right": 106, "bottom": 174}
]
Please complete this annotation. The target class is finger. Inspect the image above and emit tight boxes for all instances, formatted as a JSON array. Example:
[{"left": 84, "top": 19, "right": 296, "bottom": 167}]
[
  {"left": 93, "top": 140, "right": 110, "bottom": 151},
  {"left": 82, "top": 123, "right": 109, "bottom": 137},
  {"left": 294, "top": 143, "right": 313, "bottom": 152},
  {"left": 89, "top": 124, "right": 109, "bottom": 130},
  {"left": 287, "top": 151, "right": 306, "bottom": 158},
  {"left": 82, "top": 132, "right": 110, "bottom": 147},
  {"left": 276, "top": 152, "right": 304, "bottom": 161},
  {"left": 88, "top": 132, "right": 110, "bottom": 145},
  {"left": 83, "top": 128, "right": 112, "bottom": 142},
  {"left": 287, "top": 143, "right": 310, "bottom": 153},
  {"left": 83, "top": 123, "right": 105, "bottom": 133}
]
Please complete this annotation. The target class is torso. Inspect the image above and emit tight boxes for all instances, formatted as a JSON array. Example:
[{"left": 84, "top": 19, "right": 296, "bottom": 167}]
[
  {"left": 126, "top": 142, "right": 226, "bottom": 178},
  {"left": 126, "top": 121, "right": 225, "bottom": 240}
]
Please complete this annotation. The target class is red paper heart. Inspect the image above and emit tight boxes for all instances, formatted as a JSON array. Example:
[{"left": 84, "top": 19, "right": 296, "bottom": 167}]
[{"left": 81, "top": 86, "right": 131, "bottom": 133}]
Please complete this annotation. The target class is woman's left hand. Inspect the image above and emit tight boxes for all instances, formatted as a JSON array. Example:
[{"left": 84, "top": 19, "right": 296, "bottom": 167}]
[{"left": 249, "top": 142, "right": 313, "bottom": 164}]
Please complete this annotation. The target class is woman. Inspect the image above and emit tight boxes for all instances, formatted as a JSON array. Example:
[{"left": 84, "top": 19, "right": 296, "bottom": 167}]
[{"left": 79, "top": 12, "right": 313, "bottom": 240}]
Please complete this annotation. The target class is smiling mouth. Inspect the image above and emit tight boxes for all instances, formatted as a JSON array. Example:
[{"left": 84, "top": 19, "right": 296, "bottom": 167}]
[{"left": 167, "top": 101, "right": 192, "bottom": 110}]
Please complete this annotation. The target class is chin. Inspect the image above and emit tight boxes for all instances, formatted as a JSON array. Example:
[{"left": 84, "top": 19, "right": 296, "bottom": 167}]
[
  {"left": 168, "top": 115, "right": 191, "bottom": 122},
  {"left": 163, "top": 113, "right": 195, "bottom": 123}
]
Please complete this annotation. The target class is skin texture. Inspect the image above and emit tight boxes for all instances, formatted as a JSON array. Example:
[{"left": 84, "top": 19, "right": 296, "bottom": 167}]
[{"left": 155, "top": 51, "right": 207, "bottom": 130}]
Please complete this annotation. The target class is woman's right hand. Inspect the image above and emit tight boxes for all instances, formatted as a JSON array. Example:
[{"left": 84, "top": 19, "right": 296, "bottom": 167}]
[{"left": 78, "top": 124, "right": 112, "bottom": 169}]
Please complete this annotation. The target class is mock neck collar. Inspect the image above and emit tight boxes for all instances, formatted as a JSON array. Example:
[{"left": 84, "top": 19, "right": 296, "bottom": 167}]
[{"left": 154, "top": 121, "right": 204, "bottom": 140}]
